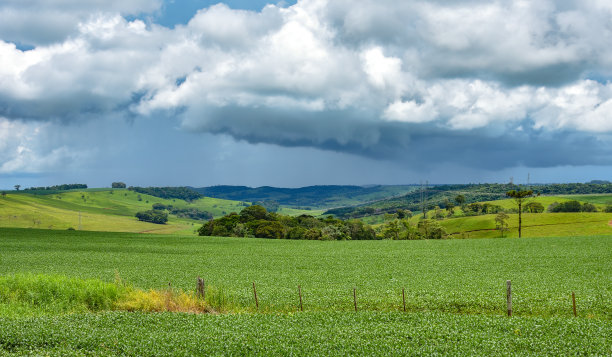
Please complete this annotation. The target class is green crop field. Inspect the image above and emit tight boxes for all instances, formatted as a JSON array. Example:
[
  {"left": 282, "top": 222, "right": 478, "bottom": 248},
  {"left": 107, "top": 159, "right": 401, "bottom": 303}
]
[
  {"left": 0, "top": 228, "right": 610, "bottom": 355},
  {"left": 1, "top": 311, "right": 609, "bottom": 356},
  {"left": 1, "top": 228, "right": 610, "bottom": 316}
]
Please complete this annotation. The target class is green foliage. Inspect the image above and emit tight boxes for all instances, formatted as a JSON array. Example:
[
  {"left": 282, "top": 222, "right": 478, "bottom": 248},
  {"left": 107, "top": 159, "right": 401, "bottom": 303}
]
[
  {"left": 326, "top": 182, "right": 612, "bottom": 219},
  {"left": 0, "top": 274, "right": 123, "bottom": 314},
  {"left": 254, "top": 200, "right": 280, "bottom": 212},
  {"left": 135, "top": 210, "right": 168, "bottom": 224},
  {"left": 417, "top": 219, "right": 446, "bottom": 239},
  {"left": 201, "top": 206, "right": 380, "bottom": 240},
  {"left": 151, "top": 203, "right": 213, "bottom": 221},
  {"left": 495, "top": 213, "right": 509, "bottom": 237},
  {"left": 128, "top": 186, "right": 202, "bottom": 201},
  {"left": 1, "top": 311, "right": 609, "bottom": 356},
  {"left": 548, "top": 200, "right": 598, "bottom": 213},
  {"left": 111, "top": 182, "right": 127, "bottom": 188},
  {"left": 523, "top": 202, "right": 545, "bottom": 213},
  {"left": 24, "top": 183, "right": 87, "bottom": 192}
]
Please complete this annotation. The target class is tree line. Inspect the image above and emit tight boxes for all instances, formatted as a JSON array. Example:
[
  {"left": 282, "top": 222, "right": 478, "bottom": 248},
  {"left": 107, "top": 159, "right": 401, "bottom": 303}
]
[
  {"left": 23, "top": 184, "right": 88, "bottom": 191},
  {"left": 128, "top": 186, "right": 203, "bottom": 201},
  {"left": 197, "top": 205, "right": 447, "bottom": 240}
]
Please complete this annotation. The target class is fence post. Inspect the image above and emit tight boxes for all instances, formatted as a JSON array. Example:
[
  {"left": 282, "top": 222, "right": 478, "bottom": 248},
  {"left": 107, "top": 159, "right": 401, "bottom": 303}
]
[
  {"left": 402, "top": 288, "right": 406, "bottom": 312},
  {"left": 572, "top": 291, "right": 577, "bottom": 317},
  {"left": 506, "top": 280, "right": 512, "bottom": 317},
  {"left": 298, "top": 285, "right": 303, "bottom": 311},
  {"left": 253, "top": 282, "right": 259, "bottom": 310},
  {"left": 353, "top": 287, "right": 357, "bottom": 312},
  {"left": 197, "top": 277, "right": 205, "bottom": 299}
]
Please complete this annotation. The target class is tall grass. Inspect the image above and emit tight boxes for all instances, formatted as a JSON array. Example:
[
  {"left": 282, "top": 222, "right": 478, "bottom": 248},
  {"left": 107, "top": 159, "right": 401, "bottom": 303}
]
[{"left": 0, "top": 274, "right": 240, "bottom": 316}]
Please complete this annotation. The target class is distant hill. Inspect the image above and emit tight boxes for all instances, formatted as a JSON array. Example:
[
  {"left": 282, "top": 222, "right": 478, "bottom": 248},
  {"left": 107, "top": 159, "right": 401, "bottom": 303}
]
[
  {"left": 191, "top": 185, "right": 417, "bottom": 208},
  {"left": 325, "top": 182, "right": 612, "bottom": 219}
]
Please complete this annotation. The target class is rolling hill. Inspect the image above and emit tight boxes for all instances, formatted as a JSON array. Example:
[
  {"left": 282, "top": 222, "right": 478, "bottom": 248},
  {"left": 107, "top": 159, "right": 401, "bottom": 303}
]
[
  {"left": 192, "top": 185, "right": 417, "bottom": 208},
  {"left": 0, "top": 189, "right": 324, "bottom": 234}
]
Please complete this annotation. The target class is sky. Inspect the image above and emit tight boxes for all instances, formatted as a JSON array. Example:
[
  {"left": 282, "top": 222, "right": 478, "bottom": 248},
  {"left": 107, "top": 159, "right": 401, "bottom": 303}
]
[{"left": 1, "top": 0, "right": 612, "bottom": 189}]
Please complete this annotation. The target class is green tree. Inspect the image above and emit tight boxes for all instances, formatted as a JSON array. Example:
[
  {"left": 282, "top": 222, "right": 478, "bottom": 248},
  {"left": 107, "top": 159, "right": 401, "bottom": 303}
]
[
  {"left": 455, "top": 194, "right": 466, "bottom": 211},
  {"left": 111, "top": 182, "right": 126, "bottom": 188},
  {"left": 523, "top": 202, "right": 544, "bottom": 213},
  {"left": 495, "top": 212, "right": 509, "bottom": 238},
  {"left": 135, "top": 210, "right": 168, "bottom": 224},
  {"left": 381, "top": 219, "right": 401, "bottom": 240},
  {"left": 506, "top": 190, "right": 537, "bottom": 238},
  {"left": 14, "top": 185, "right": 20, "bottom": 191},
  {"left": 240, "top": 205, "right": 268, "bottom": 221}
]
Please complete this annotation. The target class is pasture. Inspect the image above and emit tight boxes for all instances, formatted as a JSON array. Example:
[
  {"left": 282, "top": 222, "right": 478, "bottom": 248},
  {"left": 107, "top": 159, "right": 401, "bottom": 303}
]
[{"left": 0, "top": 191, "right": 323, "bottom": 234}]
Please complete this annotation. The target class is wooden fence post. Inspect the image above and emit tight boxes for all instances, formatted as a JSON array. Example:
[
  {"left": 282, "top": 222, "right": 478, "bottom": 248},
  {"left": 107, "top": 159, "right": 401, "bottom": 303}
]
[
  {"left": 402, "top": 288, "right": 406, "bottom": 312},
  {"left": 197, "top": 277, "right": 205, "bottom": 299},
  {"left": 298, "top": 285, "right": 303, "bottom": 311},
  {"left": 506, "top": 280, "right": 512, "bottom": 317},
  {"left": 572, "top": 291, "right": 577, "bottom": 317},
  {"left": 253, "top": 282, "right": 259, "bottom": 310},
  {"left": 353, "top": 287, "right": 357, "bottom": 312}
]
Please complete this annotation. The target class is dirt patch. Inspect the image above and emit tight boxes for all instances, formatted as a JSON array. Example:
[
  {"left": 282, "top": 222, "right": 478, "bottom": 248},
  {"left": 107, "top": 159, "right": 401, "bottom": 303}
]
[{"left": 608, "top": 220, "right": 612, "bottom": 227}]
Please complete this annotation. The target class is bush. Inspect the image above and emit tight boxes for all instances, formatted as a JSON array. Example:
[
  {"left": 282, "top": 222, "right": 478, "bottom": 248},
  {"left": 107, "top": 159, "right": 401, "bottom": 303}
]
[{"left": 135, "top": 210, "right": 168, "bottom": 224}]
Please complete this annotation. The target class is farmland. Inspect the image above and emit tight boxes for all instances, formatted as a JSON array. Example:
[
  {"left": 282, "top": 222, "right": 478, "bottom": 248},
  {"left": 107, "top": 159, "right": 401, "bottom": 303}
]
[
  {"left": 1, "top": 311, "right": 609, "bottom": 356},
  {"left": 0, "top": 228, "right": 610, "bottom": 355},
  {"left": 1, "top": 228, "right": 610, "bottom": 316}
]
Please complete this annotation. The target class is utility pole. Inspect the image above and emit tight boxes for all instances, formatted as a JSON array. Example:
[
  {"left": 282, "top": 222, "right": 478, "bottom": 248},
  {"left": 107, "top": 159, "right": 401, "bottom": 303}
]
[{"left": 422, "top": 181, "right": 428, "bottom": 219}]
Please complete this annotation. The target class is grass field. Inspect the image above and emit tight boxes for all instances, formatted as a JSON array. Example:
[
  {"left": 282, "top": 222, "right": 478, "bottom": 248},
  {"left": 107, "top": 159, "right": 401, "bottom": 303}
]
[
  {"left": 0, "top": 191, "right": 323, "bottom": 235},
  {"left": 0, "top": 228, "right": 610, "bottom": 355},
  {"left": 1, "top": 228, "right": 609, "bottom": 317}
]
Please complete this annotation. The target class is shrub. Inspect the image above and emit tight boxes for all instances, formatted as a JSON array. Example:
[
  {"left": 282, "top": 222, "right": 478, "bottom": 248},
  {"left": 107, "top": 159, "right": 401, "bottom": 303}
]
[{"left": 135, "top": 210, "right": 168, "bottom": 224}]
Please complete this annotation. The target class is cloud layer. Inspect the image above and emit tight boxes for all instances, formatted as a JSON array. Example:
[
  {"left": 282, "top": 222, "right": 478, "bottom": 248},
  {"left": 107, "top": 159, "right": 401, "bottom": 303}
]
[{"left": 1, "top": 0, "right": 612, "bottom": 182}]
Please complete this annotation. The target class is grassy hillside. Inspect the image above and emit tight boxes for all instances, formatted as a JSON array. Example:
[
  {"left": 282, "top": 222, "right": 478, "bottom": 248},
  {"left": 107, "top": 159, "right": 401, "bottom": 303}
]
[
  {"left": 411, "top": 196, "right": 612, "bottom": 238},
  {"left": 326, "top": 183, "right": 612, "bottom": 218},
  {"left": 0, "top": 190, "right": 324, "bottom": 234},
  {"left": 558, "top": 194, "right": 612, "bottom": 205}
]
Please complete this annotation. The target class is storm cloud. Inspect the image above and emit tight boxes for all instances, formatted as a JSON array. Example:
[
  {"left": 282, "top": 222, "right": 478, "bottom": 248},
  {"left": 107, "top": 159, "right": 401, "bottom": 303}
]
[{"left": 1, "top": 0, "right": 612, "bottom": 185}]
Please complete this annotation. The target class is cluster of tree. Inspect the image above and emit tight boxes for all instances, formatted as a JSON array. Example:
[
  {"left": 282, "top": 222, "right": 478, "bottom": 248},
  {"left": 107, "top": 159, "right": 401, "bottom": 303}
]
[
  {"left": 379, "top": 215, "right": 447, "bottom": 240},
  {"left": 151, "top": 203, "right": 213, "bottom": 221},
  {"left": 198, "top": 205, "right": 450, "bottom": 240},
  {"left": 111, "top": 182, "right": 127, "bottom": 188},
  {"left": 461, "top": 202, "right": 505, "bottom": 216},
  {"left": 135, "top": 210, "right": 168, "bottom": 224},
  {"left": 254, "top": 200, "right": 280, "bottom": 212},
  {"left": 24, "top": 184, "right": 88, "bottom": 191},
  {"left": 128, "top": 186, "right": 202, "bottom": 201},
  {"left": 547, "top": 201, "right": 598, "bottom": 213},
  {"left": 198, "top": 205, "right": 378, "bottom": 240},
  {"left": 536, "top": 183, "right": 612, "bottom": 195}
]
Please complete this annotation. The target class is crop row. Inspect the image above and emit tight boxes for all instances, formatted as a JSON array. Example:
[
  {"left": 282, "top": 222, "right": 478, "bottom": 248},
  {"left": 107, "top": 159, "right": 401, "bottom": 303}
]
[{"left": 0, "top": 311, "right": 610, "bottom": 356}]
